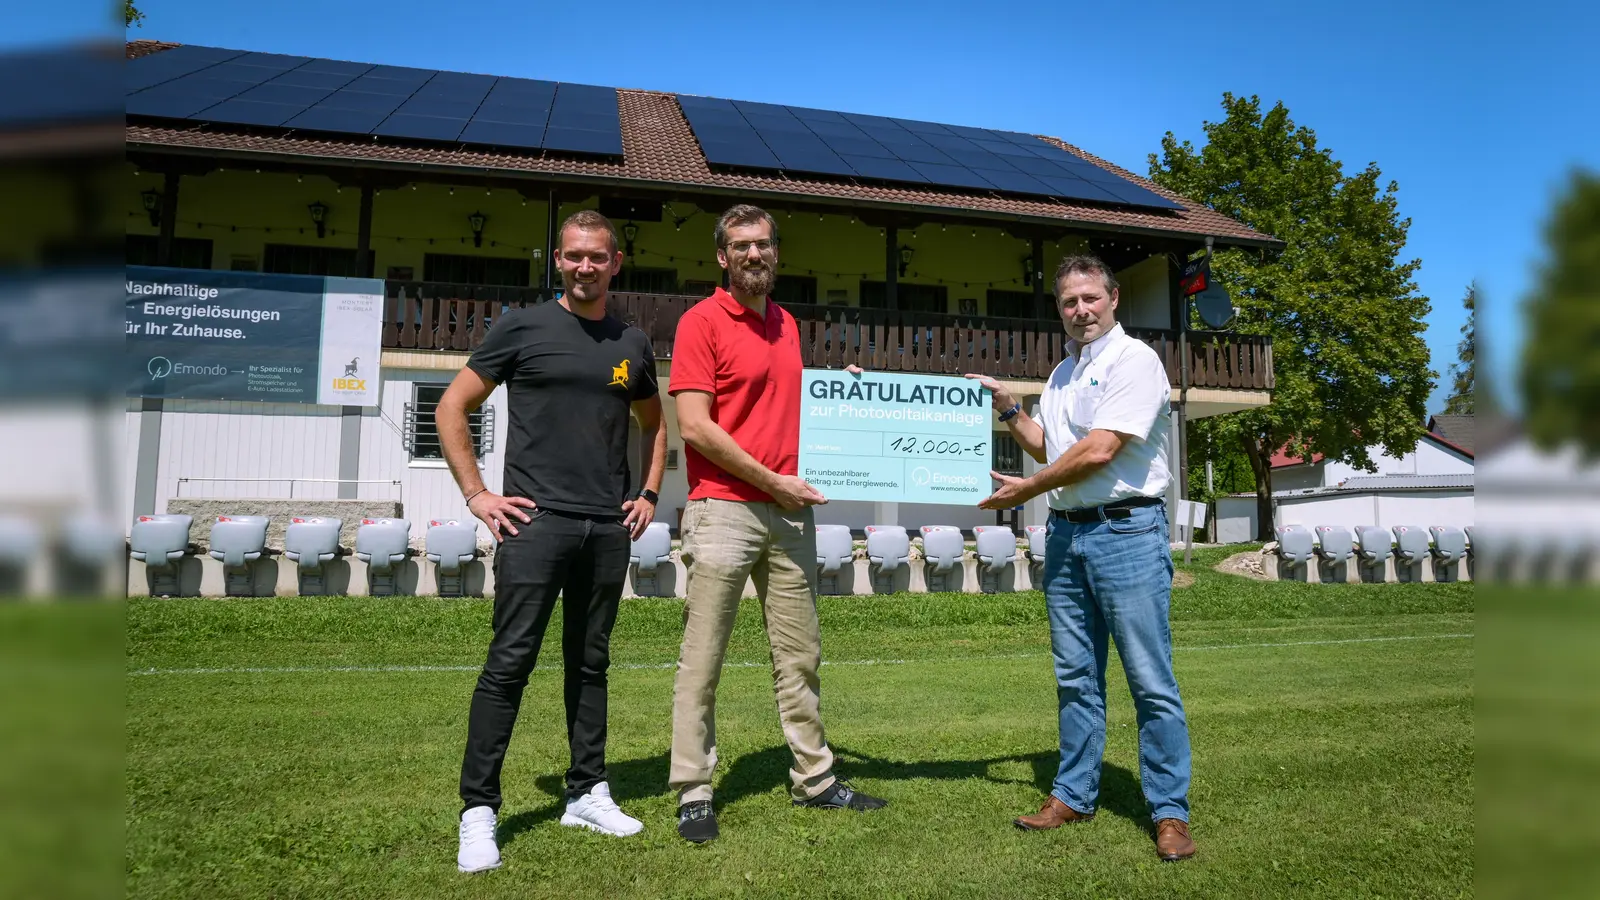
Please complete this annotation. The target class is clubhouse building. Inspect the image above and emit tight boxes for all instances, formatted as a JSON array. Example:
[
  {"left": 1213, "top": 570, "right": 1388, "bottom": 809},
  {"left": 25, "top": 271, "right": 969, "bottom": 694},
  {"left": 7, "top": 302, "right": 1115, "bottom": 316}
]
[{"left": 119, "top": 39, "right": 1276, "bottom": 537}]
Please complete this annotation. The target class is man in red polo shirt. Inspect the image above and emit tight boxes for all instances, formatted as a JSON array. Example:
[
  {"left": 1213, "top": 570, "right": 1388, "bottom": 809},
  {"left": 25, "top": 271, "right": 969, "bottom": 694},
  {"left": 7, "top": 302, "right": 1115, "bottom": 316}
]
[{"left": 666, "top": 204, "right": 888, "bottom": 843}]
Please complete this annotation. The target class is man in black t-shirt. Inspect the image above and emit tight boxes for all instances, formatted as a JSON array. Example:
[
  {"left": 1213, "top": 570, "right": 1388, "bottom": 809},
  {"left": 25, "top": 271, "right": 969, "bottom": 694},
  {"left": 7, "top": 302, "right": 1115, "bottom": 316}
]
[{"left": 435, "top": 210, "right": 667, "bottom": 873}]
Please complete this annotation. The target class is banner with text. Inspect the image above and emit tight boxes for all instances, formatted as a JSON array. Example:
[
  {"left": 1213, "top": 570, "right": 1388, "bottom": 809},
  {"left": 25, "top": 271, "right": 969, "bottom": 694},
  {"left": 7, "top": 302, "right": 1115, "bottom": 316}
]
[
  {"left": 126, "top": 266, "right": 383, "bottom": 405},
  {"left": 799, "top": 369, "right": 992, "bottom": 504}
]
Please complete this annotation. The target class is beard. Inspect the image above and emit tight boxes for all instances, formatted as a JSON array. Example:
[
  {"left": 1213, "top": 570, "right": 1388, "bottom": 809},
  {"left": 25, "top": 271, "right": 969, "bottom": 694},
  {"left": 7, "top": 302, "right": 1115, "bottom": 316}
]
[{"left": 729, "top": 260, "right": 776, "bottom": 297}]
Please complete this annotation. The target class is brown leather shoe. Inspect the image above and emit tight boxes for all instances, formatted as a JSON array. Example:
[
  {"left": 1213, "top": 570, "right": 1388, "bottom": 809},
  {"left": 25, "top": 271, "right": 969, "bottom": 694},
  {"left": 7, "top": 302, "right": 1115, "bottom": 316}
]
[
  {"left": 1155, "top": 818, "right": 1196, "bottom": 861},
  {"left": 1013, "top": 796, "right": 1094, "bottom": 831}
]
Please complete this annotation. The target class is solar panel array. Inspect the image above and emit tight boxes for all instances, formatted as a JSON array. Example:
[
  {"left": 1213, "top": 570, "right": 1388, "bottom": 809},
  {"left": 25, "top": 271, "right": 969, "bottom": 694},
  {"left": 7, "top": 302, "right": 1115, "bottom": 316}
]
[
  {"left": 1, "top": 45, "right": 122, "bottom": 128},
  {"left": 126, "top": 44, "right": 623, "bottom": 158},
  {"left": 676, "top": 95, "right": 1181, "bottom": 211}
]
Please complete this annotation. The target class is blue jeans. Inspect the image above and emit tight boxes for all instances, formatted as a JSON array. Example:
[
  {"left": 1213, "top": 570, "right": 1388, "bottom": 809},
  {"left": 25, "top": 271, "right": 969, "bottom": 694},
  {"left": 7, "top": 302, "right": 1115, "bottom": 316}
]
[{"left": 1042, "top": 503, "right": 1191, "bottom": 823}]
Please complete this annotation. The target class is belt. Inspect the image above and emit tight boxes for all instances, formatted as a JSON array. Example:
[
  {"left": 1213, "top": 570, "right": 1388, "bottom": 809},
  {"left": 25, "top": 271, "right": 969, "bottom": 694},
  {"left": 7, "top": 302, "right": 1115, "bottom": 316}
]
[{"left": 1051, "top": 496, "right": 1164, "bottom": 523}]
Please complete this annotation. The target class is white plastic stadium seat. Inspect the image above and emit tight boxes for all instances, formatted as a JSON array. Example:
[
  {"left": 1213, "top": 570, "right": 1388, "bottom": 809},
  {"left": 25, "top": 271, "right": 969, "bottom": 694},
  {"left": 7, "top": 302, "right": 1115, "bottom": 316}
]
[
  {"left": 1312, "top": 525, "right": 1353, "bottom": 584},
  {"left": 426, "top": 519, "right": 480, "bottom": 597},
  {"left": 1428, "top": 526, "right": 1467, "bottom": 583},
  {"left": 629, "top": 522, "right": 673, "bottom": 597},
  {"left": 1274, "top": 525, "right": 1316, "bottom": 564},
  {"left": 864, "top": 524, "right": 910, "bottom": 594},
  {"left": 920, "top": 526, "right": 965, "bottom": 593},
  {"left": 1354, "top": 526, "right": 1393, "bottom": 583},
  {"left": 0, "top": 515, "right": 41, "bottom": 596},
  {"left": 355, "top": 518, "right": 411, "bottom": 596},
  {"left": 130, "top": 513, "right": 194, "bottom": 596},
  {"left": 814, "top": 524, "right": 854, "bottom": 595},
  {"left": 1024, "top": 525, "right": 1047, "bottom": 564},
  {"left": 1391, "top": 525, "right": 1430, "bottom": 583},
  {"left": 208, "top": 515, "right": 270, "bottom": 596},
  {"left": 973, "top": 525, "right": 1018, "bottom": 593},
  {"left": 1024, "top": 524, "right": 1047, "bottom": 589},
  {"left": 285, "top": 516, "right": 343, "bottom": 595},
  {"left": 1273, "top": 524, "right": 1316, "bottom": 582},
  {"left": 56, "top": 513, "right": 126, "bottom": 596}
]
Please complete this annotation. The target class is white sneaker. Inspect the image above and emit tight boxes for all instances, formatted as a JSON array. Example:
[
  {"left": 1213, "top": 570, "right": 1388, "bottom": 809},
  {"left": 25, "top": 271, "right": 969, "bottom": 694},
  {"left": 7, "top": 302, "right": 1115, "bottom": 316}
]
[
  {"left": 457, "top": 806, "right": 501, "bottom": 873},
  {"left": 560, "top": 781, "right": 643, "bottom": 837}
]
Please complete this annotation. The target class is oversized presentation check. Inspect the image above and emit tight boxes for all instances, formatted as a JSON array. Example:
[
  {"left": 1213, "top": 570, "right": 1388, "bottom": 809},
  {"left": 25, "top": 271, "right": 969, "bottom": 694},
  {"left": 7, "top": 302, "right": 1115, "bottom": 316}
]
[{"left": 798, "top": 369, "right": 993, "bottom": 504}]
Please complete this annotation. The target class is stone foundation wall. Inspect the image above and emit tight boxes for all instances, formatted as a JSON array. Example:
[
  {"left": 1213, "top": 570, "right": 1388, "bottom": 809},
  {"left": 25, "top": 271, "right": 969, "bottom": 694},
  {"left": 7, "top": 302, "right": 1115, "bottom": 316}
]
[{"left": 165, "top": 499, "right": 405, "bottom": 552}]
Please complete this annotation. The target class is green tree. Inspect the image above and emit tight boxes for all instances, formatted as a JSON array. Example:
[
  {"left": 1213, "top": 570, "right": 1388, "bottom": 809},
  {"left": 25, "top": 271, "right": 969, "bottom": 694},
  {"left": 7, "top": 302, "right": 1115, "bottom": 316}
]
[
  {"left": 125, "top": 1, "right": 145, "bottom": 27},
  {"left": 1150, "top": 94, "right": 1434, "bottom": 540},
  {"left": 1521, "top": 169, "right": 1600, "bottom": 456},
  {"left": 1443, "top": 282, "right": 1477, "bottom": 415}
]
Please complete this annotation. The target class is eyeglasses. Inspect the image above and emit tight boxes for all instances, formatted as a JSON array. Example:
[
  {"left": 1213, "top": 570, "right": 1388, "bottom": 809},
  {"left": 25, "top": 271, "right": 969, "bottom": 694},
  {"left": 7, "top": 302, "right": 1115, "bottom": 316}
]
[{"left": 724, "top": 238, "right": 779, "bottom": 255}]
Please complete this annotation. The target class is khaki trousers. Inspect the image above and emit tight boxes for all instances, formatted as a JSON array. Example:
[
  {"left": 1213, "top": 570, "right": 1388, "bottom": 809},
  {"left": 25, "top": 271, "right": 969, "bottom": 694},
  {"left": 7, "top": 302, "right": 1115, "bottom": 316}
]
[{"left": 669, "top": 498, "right": 836, "bottom": 803}]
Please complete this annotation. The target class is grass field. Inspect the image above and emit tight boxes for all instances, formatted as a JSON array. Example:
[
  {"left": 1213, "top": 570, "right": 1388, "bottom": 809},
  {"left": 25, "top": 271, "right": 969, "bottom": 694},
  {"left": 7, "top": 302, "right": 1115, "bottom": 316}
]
[{"left": 126, "top": 549, "right": 1474, "bottom": 899}]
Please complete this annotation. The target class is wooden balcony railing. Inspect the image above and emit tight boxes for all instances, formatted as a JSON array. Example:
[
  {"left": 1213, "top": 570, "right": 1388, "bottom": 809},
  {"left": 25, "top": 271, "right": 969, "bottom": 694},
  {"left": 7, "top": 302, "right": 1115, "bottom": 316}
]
[{"left": 382, "top": 282, "right": 1273, "bottom": 391}]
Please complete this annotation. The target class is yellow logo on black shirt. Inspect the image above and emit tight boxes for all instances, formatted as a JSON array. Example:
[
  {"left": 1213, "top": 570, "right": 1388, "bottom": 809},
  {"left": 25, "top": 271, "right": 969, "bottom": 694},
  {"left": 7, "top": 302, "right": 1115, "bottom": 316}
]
[{"left": 609, "top": 359, "right": 631, "bottom": 388}]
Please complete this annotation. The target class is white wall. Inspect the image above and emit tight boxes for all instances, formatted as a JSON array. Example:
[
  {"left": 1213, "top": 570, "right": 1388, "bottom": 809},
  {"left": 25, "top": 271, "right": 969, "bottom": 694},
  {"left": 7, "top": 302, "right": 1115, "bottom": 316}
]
[
  {"left": 1116, "top": 255, "right": 1171, "bottom": 330},
  {"left": 1215, "top": 488, "right": 1476, "bottom": 542},
  {"left": 137, "top": 399, "right": 344, "bottom": 510},
  {"left": 1276, "top": 437, "right": 1474, "bottom": 490},
  {"left": 0, "top": 402, "right": 123, "bottom": 518},
  {"left": 1275, "top": 489, "right": 1474, "bottom": 531},
  {"left": 1322, "top": 438, "right": 1473, "bottom": 483}
]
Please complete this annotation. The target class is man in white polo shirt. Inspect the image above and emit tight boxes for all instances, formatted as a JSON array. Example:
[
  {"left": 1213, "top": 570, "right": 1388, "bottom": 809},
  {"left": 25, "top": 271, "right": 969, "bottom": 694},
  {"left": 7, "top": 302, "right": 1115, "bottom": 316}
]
[{"left": 967, "top": 254, "right": 1195, "bottom": 862}]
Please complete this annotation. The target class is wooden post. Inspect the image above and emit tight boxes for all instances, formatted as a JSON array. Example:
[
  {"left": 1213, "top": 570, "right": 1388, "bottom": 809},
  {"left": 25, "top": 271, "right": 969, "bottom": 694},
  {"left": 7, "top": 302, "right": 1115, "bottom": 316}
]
[
  {"left": 356, "top": 184, "right": 375, "bottom": 278},
  {"left": 884, "top": 223, "right": 898, "bottom": 311},
  {"left": 543, "top": 189, "right": 558, "bottom": 291},
  {"left": 1032, "top": 236, "right": 1046, "bottom": 317},
  {"left": 156, "top": 171, "right": 180, "bottom": 266}
]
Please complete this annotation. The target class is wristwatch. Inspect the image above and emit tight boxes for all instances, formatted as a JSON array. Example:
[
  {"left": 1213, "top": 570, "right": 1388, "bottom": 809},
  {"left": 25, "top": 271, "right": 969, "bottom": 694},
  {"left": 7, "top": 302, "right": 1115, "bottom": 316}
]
[
  {"left": 998, "top": 402, "right": 1022, "bottom": 422},
  {"left": 638, "top": 489, "right": 659, "bottom": 504}
]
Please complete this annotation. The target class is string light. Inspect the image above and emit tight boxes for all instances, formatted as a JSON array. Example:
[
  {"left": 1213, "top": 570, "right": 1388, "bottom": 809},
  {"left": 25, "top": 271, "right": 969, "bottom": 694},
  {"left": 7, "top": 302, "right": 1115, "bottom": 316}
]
[{"left": 133, "top": 213, "right": 1043, "bottom": 289}]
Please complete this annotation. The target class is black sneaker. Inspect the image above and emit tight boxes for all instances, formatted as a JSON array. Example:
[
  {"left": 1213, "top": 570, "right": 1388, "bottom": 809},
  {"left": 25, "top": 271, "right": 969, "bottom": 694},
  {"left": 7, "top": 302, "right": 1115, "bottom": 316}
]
[
  {"left": 793, "top": 780, "right": 887, "bottom": 811},
  {"left": 677, "top": 800, "right": 718, "bottom": 843}
]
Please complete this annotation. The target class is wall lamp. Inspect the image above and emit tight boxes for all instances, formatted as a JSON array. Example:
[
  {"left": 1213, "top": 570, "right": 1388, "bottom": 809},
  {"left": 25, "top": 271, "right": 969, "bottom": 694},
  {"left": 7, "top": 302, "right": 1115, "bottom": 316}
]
[
  {"left": 307, "top": 201, "right": 328, "bottom": 239},
  {"left": 141, "top": 189, "right": 162, "bottom": 227}
]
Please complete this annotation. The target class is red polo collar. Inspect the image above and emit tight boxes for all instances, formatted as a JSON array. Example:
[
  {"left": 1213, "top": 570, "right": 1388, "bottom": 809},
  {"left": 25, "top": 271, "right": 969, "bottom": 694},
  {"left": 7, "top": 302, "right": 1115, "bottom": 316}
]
[{"left": 711, "top": 286, "right": 773, "bottom": 319}]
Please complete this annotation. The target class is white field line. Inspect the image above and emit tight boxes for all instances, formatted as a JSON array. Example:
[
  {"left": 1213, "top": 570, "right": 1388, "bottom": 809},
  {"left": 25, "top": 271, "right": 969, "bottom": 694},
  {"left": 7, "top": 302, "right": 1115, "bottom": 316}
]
[{"left": 128, "top": 632, "right": 1473, "bottom": 677}]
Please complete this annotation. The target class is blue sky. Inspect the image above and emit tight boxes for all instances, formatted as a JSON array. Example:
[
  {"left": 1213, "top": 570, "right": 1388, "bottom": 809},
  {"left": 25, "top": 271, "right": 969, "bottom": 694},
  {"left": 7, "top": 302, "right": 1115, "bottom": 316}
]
[{"left": 21, "top": 0, "right": 1600, "bottom": 415}]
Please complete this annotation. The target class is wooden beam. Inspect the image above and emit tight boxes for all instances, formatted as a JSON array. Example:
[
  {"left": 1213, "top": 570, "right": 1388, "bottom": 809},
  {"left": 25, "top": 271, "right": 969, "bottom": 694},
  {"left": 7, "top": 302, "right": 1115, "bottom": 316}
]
[
  {"left": 884, "top": 222, "right": 898, "bottom": 311},
  {"left": 1032, "top": 236, "right": 1046, "bottom": 318},
  {"left": 544, "top": 188, "right": 559, "bottom": 291},
  {"left": 156, "top": 171, "right": 180, "bottom": 266},
  {"left": 356, "top": 184, "right": 375, "bottom": 278}
]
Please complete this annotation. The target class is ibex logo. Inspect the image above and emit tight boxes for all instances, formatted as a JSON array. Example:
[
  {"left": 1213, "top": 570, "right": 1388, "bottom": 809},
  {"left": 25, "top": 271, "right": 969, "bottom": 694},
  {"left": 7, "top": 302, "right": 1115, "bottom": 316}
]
[{"left": 332, "top": 357, "right": 366, "bottom": 392}]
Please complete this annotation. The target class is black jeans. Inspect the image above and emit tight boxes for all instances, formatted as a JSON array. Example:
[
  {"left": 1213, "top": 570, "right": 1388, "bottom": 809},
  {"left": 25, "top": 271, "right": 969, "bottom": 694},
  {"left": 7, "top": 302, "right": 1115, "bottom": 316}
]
[{"left": 459, "top": 508, "right": 631, "bottom": 813}]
